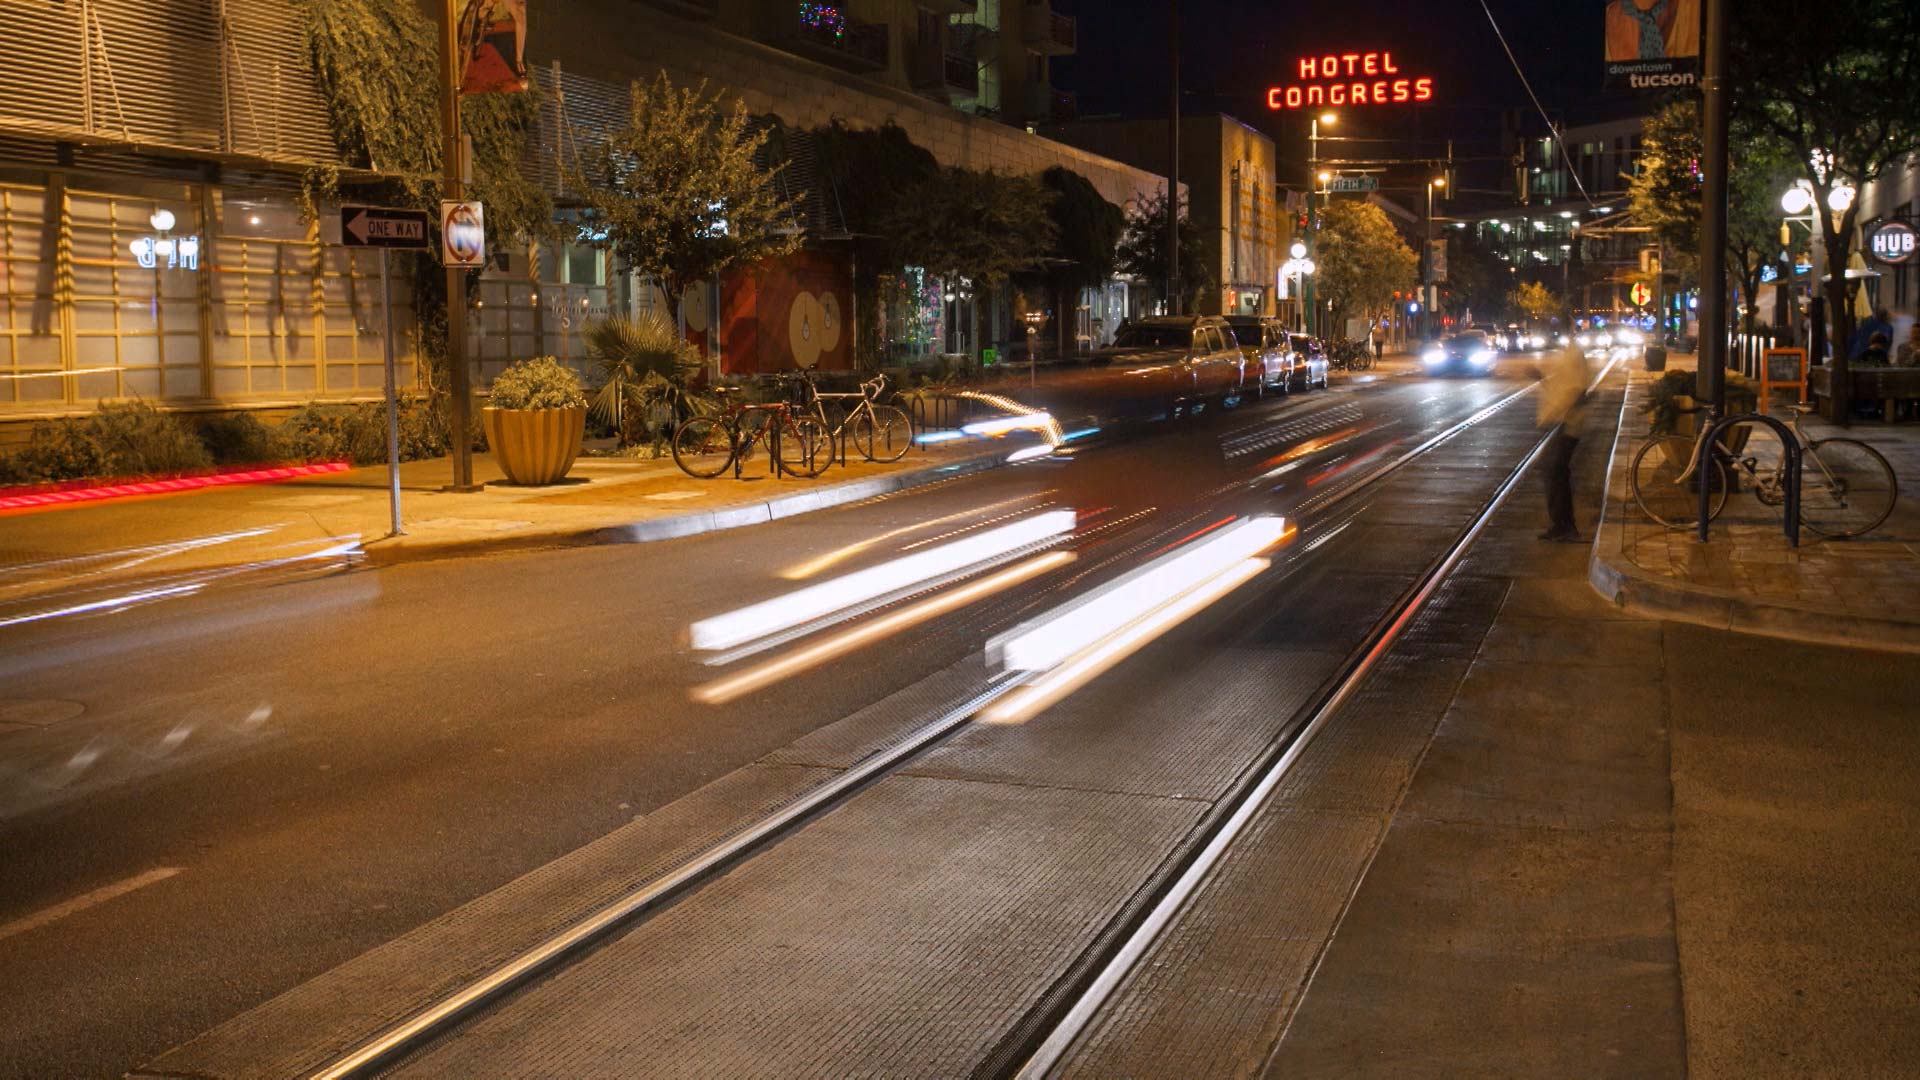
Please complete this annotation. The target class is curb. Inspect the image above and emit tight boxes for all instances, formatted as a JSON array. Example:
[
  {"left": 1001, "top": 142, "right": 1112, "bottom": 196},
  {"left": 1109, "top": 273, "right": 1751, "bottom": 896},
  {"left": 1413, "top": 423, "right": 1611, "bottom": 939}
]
[
  {"left": 1586, "top": 370, "right": 1920, "bottom": 655},
  {"left": 358, "top": 447, "right": 1012, "bottom": 569}
]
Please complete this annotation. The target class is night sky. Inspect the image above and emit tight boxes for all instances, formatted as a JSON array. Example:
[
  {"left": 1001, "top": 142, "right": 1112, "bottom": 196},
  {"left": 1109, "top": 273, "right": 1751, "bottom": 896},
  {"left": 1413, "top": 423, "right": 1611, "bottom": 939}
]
[{"left": 1052, "top": 0, "right": 1644, "bottom": 198}]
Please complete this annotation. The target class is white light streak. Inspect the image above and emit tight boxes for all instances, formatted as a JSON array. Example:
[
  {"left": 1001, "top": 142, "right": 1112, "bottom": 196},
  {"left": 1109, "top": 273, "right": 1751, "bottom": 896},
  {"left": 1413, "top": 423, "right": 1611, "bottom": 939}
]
[
  {"left": 692, "top": 552, "right": 1073, "bottom": 705},
  {"left": 690, "top": 510, "right": 1077, "bottom": 651},
  {"left": 988, "top": 516, "right": 1286, "bottom": 673}
]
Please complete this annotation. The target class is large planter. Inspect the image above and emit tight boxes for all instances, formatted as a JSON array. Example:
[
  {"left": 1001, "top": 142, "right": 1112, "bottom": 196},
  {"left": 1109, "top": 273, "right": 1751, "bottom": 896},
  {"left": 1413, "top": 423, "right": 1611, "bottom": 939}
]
[
  {"left": 1643, "top": 345, "right": 1667, "bottom": 372},
  {"left": 483, "top": 406, "right": 585, "bottom": 485},
  {"left": 1658, "top": 394, "right": 1751, "bottom": 467}
]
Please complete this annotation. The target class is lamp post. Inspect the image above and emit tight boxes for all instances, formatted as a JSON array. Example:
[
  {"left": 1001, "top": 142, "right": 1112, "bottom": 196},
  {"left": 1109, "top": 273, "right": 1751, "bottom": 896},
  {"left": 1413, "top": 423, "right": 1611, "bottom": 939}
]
[
  {"left": 1424, "top": 176, "right": 1445, "bottom": 340},
  {"left": 1281, "top": 240, "right": 1315, "bottom": 332},
  {"left": 1306, "top": 112, "right": 1335, "bottom": 338}
]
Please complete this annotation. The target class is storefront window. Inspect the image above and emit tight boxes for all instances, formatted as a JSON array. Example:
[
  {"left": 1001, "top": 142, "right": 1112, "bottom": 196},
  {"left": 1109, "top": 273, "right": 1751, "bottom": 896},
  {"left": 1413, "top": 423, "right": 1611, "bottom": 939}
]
[{"left": 0, "top": 183, "right": 63, "bottom": 407}]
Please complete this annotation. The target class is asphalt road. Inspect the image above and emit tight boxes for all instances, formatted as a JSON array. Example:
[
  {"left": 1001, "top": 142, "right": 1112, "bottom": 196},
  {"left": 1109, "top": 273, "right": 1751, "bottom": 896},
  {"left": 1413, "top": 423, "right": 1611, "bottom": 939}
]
[{"left": 0, "top": 359, "right": 1535, "bottom": 1078}]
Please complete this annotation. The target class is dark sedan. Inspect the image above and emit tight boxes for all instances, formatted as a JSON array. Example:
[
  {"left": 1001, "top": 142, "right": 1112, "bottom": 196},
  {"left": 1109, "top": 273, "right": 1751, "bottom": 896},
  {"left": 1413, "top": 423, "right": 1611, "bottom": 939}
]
[{"left": 1419, "top": 331, "right": 1500, "bottom": 376}]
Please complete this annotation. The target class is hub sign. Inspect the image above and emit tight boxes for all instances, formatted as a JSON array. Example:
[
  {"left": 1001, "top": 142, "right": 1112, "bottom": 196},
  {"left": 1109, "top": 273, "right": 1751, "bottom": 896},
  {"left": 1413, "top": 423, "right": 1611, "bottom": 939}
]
[
  {"left": 1868, "top": 221, "right": 1916, "bottom": 266},
  {"left": 1267, "top": 51, "right": 1434, "bottom": 110}
]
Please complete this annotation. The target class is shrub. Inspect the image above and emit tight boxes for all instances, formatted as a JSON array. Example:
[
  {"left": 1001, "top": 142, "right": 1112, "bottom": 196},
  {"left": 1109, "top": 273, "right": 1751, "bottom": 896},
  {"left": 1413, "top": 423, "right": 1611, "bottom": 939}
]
[
  {"left": 0, "top": 401, "right": 211, "bottom": 486},
  {"left": 277, "top": 404, "right": 352, "bottom": 463},
  {"left": 196, "top": 412, "right": 288, "bottom": 467},
  {"left": 487, "top": 356, "right": 586, "bottom": 411},
  {"left": 1641, "top": 368, "right": 1758, "bottom": 435}
]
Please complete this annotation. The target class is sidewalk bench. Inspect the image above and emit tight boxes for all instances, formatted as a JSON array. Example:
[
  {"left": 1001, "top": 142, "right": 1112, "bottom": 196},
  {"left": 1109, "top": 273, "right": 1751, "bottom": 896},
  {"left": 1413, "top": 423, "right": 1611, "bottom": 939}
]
[{"left": 1811, "top": 366, "right": 1920, "bottom": 421}]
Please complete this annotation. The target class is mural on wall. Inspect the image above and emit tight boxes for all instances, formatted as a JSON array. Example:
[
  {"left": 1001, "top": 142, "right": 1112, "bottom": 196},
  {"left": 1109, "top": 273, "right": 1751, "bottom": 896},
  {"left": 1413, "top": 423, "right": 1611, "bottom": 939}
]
[
  {"left": 722, "top": 250, "right": 854, "bottom": 374},
  {"left": 787, "top": 289, "right": 843, "bottom": 368}
]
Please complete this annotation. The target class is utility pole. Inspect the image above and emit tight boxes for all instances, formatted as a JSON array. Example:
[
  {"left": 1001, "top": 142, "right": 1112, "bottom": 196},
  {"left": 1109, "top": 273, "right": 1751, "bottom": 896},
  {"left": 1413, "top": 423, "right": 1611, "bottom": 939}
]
[
  {"left": 1696, "top": 0, "right": 1729, "bottom": 411},
  {"left": 1306, "top": 112, "right": 1333, "bottom": 338},
  {"left": 441, "top": 0, "right": 478, "bottom": 490},
  {"left": 1166, "top": 0, "right": 1180, "bottom": 316}
]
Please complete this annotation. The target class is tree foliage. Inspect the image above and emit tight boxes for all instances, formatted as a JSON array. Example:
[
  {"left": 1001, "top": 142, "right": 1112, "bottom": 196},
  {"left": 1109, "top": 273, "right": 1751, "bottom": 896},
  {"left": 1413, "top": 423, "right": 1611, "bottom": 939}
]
[
  {"left": 1510, "top": 280, "right": 1559, "bottom": 323},
  {"left": 881, "top": 167, "right": 1058, "bottom": 285},
  {"left": 1732, "top": 0, "right": 1920, "bottom": 367},
  {"left": 1444, "top": 232, "right": 1514, "bottom": 322},
  {"left": 810, "top": 121, "right": 941, "bottom": 366},
  {"left": 300, "top": 0, "right": 552, "bottom": 247},
  {"left": 1039, "top": 167, "right": 1125, "bottom": 293},
  {"left": 1117, "top": 191, "right": 1211, "bottom": 312},
  {"left": 570, "top": 76, "right": 805, "bottom": 317},
  {"left": 1316, "top": 201, "right": 1419, "bottom": 329}
]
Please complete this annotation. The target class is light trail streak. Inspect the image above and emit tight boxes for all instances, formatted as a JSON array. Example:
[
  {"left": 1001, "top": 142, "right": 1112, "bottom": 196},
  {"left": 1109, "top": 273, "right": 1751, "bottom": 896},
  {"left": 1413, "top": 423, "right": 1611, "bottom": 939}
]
[
  {"left": 689, "top": 510, "right": 1077, "bottom": 652},
  {"left": 979, "top": 557, "right": 1269, "bottom": 726},
  {"left": 988, "top": 516, "right": 1287, "bottom": 674},
  {"left": 776, "top": 493, "right": 1047, "bottom": 580},
  {"left": 1005, "top": 444, "right": 1053, "bottom": 463},
  {"left": 691, "top": 552, "right": 1074, "bottom": 705},
  {"left": 0, "top": 461, "right": 351, "bottom": 513}
]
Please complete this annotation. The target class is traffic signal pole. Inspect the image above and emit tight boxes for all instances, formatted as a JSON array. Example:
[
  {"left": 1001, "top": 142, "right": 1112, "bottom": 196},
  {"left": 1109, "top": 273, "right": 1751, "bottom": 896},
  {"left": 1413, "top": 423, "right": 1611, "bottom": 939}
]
[
  {"left": 442, "top": 0, "right": 477, "bottom": 490},
  {"left": 1696, "top": 0, "right": 1729, "bottom": 411}
]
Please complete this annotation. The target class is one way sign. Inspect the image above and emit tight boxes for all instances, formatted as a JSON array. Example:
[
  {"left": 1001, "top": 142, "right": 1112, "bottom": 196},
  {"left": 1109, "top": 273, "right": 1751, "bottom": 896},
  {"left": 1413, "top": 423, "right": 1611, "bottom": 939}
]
[{"left": 340, "top": 204, "right": 431, "bottom": 249}]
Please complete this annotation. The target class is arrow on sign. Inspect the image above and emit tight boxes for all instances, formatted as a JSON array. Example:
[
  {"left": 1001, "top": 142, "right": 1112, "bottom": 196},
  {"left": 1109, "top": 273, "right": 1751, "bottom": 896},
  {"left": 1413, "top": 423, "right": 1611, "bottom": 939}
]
[{"left": 339, "top": 205, "right": 431, "bottom": 249}]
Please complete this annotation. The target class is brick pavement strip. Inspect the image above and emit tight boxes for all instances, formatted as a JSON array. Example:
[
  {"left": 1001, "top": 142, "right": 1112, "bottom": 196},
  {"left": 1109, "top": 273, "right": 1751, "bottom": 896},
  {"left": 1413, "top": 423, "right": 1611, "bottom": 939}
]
[{"left": 1589, "top": 359, "right": 1920, "bottom": 652}]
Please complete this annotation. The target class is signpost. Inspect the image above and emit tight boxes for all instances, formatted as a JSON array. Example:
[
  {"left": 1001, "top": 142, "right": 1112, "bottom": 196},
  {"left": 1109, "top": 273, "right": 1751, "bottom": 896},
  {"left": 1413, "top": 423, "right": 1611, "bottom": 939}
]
[{"left": 340, "top": 204, "right": 432, "bottom": 538}]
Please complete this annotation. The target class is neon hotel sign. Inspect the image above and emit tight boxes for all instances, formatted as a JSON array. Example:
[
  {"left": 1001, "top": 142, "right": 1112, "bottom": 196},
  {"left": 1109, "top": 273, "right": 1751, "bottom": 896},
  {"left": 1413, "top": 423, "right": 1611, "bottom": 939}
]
[{"left": 1267, "top": 52, "right": 1433, "bottom": 109}]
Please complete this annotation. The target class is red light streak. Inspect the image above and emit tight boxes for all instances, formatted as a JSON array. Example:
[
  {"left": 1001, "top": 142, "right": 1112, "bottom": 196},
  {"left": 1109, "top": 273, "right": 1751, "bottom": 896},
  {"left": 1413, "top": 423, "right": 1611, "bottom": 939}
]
[{"left": 0, "top": 461, "right": 352, "bottom": 514}]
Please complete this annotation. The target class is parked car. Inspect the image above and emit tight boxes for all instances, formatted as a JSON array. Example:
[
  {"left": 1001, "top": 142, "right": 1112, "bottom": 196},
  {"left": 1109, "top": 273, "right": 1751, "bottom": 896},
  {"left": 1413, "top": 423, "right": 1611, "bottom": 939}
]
[
  {"left": 1286, "top": 333, "right": 1332, "bottom": 390},
  {"left": 1223, "top": 315, "right": 1292, "bottom": 397},
  {"left": 1420, "top": 330, "right": 1500, "bottom": 376},
  {"left": 1091, "top": 315, "right": 1246, "bottom": 411}
]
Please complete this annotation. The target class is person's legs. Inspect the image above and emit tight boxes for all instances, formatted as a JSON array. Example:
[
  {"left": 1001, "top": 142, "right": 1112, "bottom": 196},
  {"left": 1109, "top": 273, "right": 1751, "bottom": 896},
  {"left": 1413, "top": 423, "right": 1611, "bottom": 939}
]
[{"left": 1542, "top": 428, "right": 1580, "bottom": 539}]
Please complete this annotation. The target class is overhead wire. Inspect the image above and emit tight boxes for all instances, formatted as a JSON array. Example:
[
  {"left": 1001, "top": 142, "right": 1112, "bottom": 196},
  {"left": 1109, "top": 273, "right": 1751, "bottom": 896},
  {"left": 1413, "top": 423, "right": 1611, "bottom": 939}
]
[{"left": 1477, "top": 0, "right": 1598, "bottom": 208}]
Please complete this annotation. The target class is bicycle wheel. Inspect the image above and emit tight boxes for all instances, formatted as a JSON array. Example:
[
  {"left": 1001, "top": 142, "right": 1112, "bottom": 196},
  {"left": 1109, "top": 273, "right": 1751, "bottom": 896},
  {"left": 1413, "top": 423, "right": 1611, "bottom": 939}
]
[
  {"left": 852, "top": 405, "right": 914, "bottom": 462},
  {"left": 778, "top": 414, "right": 833, "bottom": 477},
  {"left": 671, "top": 415, "right": 735, "bottom": 479},
  {"left": 1799, "top": 438, "right": 1897, "bottom": 538},
  {"left": 1631, "top": 437, "right": 1729, "bottom": 529}
]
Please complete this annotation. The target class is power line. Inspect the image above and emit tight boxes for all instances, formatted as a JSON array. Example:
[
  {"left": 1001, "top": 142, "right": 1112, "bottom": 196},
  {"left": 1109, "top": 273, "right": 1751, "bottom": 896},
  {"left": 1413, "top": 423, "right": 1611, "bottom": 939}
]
[{"left": 1477, "top": 0, "right": 1597, "bottom": 208}]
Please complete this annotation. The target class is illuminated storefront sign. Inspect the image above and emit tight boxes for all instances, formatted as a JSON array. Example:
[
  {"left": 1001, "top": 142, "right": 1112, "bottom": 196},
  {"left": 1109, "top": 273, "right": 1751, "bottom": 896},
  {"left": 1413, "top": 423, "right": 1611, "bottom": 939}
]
[
  {"left": 1868, "top": 220, "right": 1916, "bottom": 265},
  {"left": 128, "top": 209, "right": 200, "bottom": 270},
  {"left": 1267, "top": 52, "right": 1433, "bottom": 110}
]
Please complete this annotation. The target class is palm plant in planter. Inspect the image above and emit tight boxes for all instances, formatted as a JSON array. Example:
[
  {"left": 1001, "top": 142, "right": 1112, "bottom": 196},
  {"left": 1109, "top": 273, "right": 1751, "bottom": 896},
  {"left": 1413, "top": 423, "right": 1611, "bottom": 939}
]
[
  {"left": 1641, "top": 368, "right": 1759, "bottom": 465},
  {"left": 485, "top": 356, "right": 588, "bottom": 485},
  {"left": 584, "top": 315, "right": 710, "bottom": 457}
]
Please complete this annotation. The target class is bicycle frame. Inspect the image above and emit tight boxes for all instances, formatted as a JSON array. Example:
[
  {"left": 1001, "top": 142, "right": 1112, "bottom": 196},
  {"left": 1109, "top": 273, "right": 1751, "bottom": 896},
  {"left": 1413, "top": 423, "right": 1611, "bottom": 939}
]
[
  {"left": 797, "top": 371, "right": 888, "bottom": 465},
  {"left": 1676, "top": 406, "right": 1803, "bottom": 546}
]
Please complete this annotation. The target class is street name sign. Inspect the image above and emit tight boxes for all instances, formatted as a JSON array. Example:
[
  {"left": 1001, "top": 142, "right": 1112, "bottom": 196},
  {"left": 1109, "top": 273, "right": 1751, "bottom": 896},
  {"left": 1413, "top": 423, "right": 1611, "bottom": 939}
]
[
  {"left": 1326, "top": 176, "right": 1378, "bottom": 193},
  {"left": 340, "top": 205, "right": 431, "bottom": 249}
]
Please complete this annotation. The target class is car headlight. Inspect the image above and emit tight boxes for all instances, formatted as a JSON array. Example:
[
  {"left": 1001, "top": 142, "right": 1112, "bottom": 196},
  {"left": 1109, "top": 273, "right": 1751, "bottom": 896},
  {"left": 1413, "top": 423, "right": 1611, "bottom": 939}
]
[
  {"left": 1576, "top": 334, "right": 1592, "bottom": 347},
  {"left": 1530, "top": 335, "right": 1546, "bottom": 349},
  {"left": 1422, "top": 349, "right": 1446, "bottom": 365},
  {"left": 1469, "top": 348, "right": 1495, "bottom": 366}
]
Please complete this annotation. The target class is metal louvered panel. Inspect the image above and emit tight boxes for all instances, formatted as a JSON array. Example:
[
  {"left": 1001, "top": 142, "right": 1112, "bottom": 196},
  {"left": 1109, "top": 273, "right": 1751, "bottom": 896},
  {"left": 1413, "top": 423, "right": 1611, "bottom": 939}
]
[
  {"left": 220, "top": 0, "right": 341, "bottom": 164},
  {"left": 0, "top": 0, "right": 339, "bottom": 168},
  {"left": 525, "top": 62, "right": 632, "bottom": 196}
]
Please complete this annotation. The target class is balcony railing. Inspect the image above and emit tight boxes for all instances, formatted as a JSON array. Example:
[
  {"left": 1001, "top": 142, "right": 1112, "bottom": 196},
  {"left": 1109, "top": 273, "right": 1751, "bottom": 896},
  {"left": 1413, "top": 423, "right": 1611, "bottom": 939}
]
[
  {"left": 640, "top": 0, "right": 719, "bottom": 18},
  {"left": 781, "top": 2, "right": 890, "bottom": 72},
  {"left": 912, "top": 43, "right": 979, "bottom": 99},
  {"left": 1024, "top": 83, "right": 1076, "bottom": 122},
  {"left": 1021, "top": 2, "right": 1076, "bottom": 54}
]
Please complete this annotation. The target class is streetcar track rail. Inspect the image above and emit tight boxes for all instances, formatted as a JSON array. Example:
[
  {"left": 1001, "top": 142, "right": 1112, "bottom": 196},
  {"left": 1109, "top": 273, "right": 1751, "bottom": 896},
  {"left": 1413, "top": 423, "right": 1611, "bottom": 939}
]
[{"left": 184, "top": 377, "right": 1557, "bottom": 1080}]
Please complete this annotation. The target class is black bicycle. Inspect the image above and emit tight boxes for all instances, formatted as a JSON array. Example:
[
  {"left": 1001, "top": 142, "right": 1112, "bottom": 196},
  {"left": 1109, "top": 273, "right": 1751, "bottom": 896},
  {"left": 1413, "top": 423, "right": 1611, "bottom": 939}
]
[{"left": 671, "top": 386, "right": 831, "bottom": 480}]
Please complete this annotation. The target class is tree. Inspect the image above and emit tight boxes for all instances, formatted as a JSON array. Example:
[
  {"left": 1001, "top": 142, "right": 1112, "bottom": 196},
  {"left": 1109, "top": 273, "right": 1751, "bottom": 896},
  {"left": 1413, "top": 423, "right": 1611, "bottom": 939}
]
[
  {"left": 810, "top": 121, "right": 941, "bottom": 366},
  {"left": 1629, "top": 100, "right": 1799, "bottom": 342},
  {"left": 1511, "top": 280, "right": 1560, "bottom": 324},
  {"left": 881, "top": 167, "right": 1058, "bottom": 357},
  {"left": 1036, "top": 167, "right": 1125, "bottom": 355},
  {"left": 1316, "top": 201, "right": 1419, "bottom": 337},
  {"left": 1732, "top": 1, "right": 1920, "bottom": 409},
  {"left": 1116, "top": 191, "right": 1211, "bottom": 313},
  {"left": 1444, "top": 232, "right": 1514, "bottom": 323},
  {"left": 570, "top": 76, "right": 804, "bottom": 321}
]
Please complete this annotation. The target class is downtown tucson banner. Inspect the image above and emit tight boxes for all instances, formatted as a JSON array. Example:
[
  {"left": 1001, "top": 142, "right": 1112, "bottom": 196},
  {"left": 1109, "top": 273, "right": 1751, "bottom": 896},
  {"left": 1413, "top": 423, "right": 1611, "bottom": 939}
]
[
  {"left": 460, "top": 0, "right": 530, "bottom": 94},
  {"left": 1603, "top": 0, "right": 1700, "bottom": 90}
]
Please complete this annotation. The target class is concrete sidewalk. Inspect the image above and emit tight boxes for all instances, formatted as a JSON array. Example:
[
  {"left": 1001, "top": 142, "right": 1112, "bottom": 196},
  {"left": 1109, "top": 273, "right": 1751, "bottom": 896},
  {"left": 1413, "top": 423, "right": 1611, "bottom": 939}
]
[
  {"left": 1591, "top": 356, "right": 1920, "bottom": 651},
  {"left": 1072, "top": 361, "right": 1919, "bottom": 1076},
  {"left": 0, "top": 437, "right": 1012, "bottom": 607}
]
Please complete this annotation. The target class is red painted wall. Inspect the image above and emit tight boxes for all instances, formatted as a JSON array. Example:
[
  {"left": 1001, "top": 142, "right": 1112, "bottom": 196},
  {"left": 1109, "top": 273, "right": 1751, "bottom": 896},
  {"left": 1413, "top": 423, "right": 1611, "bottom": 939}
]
[{"left": 721, "top": 250, "right": 854, "bottom": 375}]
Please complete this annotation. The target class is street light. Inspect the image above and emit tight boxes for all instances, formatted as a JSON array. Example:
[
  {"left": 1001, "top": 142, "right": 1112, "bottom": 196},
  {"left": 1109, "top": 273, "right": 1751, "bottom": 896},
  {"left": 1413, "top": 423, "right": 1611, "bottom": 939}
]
[
  {"left": 1423, "top": 176, "right": 1446, "bottom": 339},
  {"left": 1306, "top": 112, "right": 1337, "bottom": 337}
]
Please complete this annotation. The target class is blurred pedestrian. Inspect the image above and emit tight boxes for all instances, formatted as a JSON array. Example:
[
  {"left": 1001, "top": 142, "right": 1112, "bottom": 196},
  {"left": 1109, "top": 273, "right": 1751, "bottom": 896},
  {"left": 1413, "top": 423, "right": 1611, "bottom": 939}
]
[
  {"left": 1537, "top": 341, "right": 1592, "bottom": 542},
  {"left": 1895, "top": 324, "right": 1920, "bottom": 367},
  {"left": 1371, "top": 322, "right": 1384, "bottom": 362},
  {"left": 1852, "top": 307, "right": 1894, "bottom": 360}
]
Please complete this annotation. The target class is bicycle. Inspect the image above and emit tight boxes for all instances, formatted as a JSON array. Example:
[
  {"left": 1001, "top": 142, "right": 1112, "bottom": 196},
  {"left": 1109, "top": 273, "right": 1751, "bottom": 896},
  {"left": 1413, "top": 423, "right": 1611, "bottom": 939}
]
[
  {"left": 671, "top": 383, "right": 831, "bottom": 480},
  {"left": 1629, "top": 404, "right": 1897, "bottom": 538},
  {"left": 795, "top": 370, "right": 915, "bottom": 464},
  {"left": 1327, "top": 337, "right": 1373, "bottom": 372}
]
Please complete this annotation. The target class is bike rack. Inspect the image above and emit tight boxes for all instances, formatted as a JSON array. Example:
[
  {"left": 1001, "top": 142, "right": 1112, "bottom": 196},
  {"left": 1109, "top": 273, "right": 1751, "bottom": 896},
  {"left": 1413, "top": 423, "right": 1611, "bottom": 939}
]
[{"left": 1697, "top": 411, "right": 1802, "bottom": 548}]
